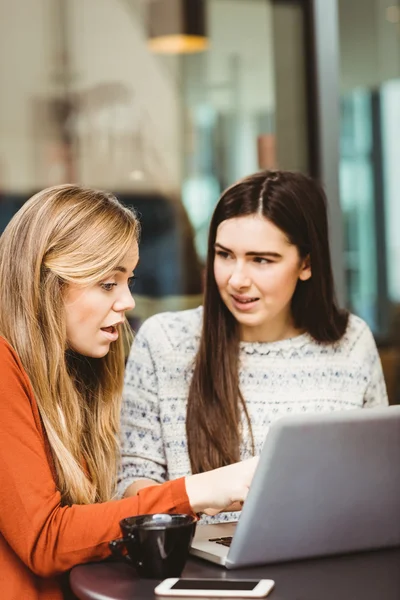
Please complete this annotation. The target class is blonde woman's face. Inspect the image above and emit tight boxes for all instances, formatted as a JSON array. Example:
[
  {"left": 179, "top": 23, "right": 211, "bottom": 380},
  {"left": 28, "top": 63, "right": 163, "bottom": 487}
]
[{"left": 63, "top": 242, "right": 139, "bottom": 358}]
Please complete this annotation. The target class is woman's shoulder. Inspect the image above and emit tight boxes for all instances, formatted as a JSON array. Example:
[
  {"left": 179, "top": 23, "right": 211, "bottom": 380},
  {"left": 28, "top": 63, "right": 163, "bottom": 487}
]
[
  {"left": 0, "top": 335, "right": 13, "bottom": 352},
  {"left": 134, "top": 306, "right": 203, "bottom": 353},
  {"left": 343, "top": 313, "right": 374, "bottom": 341},
  {"left": 0, "top": 336, "right": 32, "bottom": 396},
  {"left": 334, "top": 313, "right": 376, "bottom": 355},
  {"left": 0, "top": 335, "right": 21, "bottom": 364}
]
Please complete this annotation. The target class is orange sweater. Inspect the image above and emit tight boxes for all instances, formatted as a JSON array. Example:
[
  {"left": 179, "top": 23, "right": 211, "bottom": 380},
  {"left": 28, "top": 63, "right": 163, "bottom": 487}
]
[{"left": 0, "top": 337, "right": 192, "bottom": 600}]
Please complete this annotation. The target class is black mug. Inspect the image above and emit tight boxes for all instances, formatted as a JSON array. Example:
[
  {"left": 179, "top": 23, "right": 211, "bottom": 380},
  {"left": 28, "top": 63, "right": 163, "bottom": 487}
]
[{"left": 109, "top": 513, "right": 197, "bottom": 579}]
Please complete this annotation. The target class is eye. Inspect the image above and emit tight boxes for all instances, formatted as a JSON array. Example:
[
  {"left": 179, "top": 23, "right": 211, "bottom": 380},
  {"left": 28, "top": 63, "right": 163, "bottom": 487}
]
[
  {"left": 253, "top": 257, "right": 273, "bottom": 264},
  {"left": 100, "top": 282, "right": 117, "bottom": 292},
  {"left": 215, "top": 250, "right": 231, "bottom": 259},
  {"left": 128, "top": 276, "right": 138, "bottom": 292}
]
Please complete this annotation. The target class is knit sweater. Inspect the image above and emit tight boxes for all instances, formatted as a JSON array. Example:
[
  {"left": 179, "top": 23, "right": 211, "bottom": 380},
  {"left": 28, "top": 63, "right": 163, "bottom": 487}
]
[{"left": 118, "top": 307, "right": 388, "bottom": 519}]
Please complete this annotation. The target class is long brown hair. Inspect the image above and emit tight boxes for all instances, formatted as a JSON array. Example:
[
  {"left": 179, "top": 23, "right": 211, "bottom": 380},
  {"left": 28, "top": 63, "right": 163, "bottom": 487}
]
[
  {"left": 0, "top": 185, "right": 139, "bottom": 504},
  {"left": 186, "top": 170, "right": 348, "bottom": 473}
]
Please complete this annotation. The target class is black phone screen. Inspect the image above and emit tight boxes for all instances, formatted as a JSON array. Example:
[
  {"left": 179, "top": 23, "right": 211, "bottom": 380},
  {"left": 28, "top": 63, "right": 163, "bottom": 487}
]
[{"left": 170, "top": 580, "right": 260, "bottom": 591}]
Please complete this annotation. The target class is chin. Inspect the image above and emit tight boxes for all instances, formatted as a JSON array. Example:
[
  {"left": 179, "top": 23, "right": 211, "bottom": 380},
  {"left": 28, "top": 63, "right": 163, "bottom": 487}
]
[
  {"left": 78, "top": 346, "right": 111, "bottom": 359},
  {"left": 92, "top": 347, "right": 111, "bottom": 358},
  {"left": 235, "top": 313, "right": 263, "bottom": 324}
]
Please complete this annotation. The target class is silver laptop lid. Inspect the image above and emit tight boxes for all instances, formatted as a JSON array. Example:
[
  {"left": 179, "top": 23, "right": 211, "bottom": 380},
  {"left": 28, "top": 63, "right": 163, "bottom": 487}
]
[{"left": 226, "top": 405, "right": 400, "bottom": 568}]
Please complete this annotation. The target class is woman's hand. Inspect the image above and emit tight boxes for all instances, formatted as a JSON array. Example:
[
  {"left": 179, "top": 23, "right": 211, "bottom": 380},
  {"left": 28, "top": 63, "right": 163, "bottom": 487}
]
[
  {"left": 185, "top": 456, "right": 259, "bottom": 514},
  {"left": 202, "top": 500, "right": 243, "bottom": 517}
]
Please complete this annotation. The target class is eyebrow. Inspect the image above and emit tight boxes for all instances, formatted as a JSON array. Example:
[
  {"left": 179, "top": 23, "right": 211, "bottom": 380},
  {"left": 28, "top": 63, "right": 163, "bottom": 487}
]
[
  {"left": 214, "top": 242, "right": 282, "bottom": 259},
  {"left": 112, "top": 261, "right": 139, "bottom": 275}
]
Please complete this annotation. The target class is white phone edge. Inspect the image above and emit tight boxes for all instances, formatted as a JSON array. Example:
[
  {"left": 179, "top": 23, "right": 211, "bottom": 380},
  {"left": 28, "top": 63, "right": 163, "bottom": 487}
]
[{"left": 154, "top": 578, "right": 275, "bottom": 598}]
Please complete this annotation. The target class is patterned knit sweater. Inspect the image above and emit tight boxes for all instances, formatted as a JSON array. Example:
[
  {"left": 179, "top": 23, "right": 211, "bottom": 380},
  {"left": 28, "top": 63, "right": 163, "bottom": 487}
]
[{"left": 118, "top": 307, "right": 388, "bottom": 520}]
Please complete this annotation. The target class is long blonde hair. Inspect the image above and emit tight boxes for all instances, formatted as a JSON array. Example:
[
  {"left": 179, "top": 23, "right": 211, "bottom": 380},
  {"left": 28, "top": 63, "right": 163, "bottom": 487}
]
[{"left": 0, "top": 185, "right": 140, "bottom": 505}]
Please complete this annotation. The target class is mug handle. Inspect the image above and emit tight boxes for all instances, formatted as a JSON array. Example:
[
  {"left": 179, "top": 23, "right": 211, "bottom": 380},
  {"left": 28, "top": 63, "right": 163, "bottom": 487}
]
[
  {"left": 109, "top": 537, "right": 129, "bottom": 559},
  {"left": 109, "top": 533, "right": 142, "bottom": 568}
]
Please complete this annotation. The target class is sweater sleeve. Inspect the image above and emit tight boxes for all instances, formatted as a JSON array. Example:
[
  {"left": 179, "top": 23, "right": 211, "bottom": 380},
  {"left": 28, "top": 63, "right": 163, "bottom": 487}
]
[
  {"left": 118, "top": 319, "right": 168, "bottom": 497},
  {"left": 0, "top": 339, "right": 191, "bottom": 578},
  {"left": 360, "top": 325, "right": 389, "bottom": 408}
]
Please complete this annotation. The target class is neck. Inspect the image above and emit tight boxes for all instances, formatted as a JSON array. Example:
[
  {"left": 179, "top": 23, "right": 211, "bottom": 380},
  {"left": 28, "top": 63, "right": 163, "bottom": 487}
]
[
  {"left": 240, "top": 315, "right": 303, "bottom": 343},
  {"left": 65, "top": 350, "right": 100, "bottom": 391}
]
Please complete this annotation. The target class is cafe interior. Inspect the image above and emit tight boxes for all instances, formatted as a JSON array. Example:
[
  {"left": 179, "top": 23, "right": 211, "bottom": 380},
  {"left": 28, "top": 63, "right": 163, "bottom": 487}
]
[{"left": 1, "top": 0, "right": 400, "bottom": 599}]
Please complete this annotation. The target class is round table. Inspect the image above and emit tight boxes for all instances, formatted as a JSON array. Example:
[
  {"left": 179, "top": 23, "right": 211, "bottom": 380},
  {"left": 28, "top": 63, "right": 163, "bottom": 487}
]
[{"left": 70, "top": 547, "right": 400, "bottom": 600}]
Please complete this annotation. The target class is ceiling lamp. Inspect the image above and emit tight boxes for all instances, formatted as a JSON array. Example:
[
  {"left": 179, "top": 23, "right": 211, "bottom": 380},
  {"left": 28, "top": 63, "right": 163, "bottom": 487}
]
[{"left": 148, "top": 0, "right": 208, "bottom": 54}]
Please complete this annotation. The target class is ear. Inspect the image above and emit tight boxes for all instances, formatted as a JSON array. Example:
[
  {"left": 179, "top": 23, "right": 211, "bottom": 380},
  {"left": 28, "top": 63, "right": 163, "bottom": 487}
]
[{"left": 298, "top": 254, "right": 312, "bottom": 281}]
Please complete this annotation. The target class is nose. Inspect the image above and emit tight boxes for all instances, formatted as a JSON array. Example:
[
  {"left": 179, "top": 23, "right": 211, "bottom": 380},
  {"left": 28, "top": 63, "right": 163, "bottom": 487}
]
[
  {"left": 113, "top": 285, "right": 136, "bottom": 314},
  {"left": 229, "top": 262, "right": 251, "bottom": 289}
]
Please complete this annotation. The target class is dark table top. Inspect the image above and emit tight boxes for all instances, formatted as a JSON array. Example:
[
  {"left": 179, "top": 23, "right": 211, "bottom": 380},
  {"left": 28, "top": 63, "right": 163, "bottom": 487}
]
[{"left": 70, "top": 546, "right": 400, "bottom": 600}]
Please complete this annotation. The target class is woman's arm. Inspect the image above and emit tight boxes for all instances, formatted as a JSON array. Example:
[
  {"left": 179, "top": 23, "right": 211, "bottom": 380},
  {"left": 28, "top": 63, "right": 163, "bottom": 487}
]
[
  {"left": 0, "top": 340, "right": 257, "bottom": 577},
  {"left": 0, "top": 341, "right": 190, "bottom": 577},
  {"left": 123, "top": 478, "right": 160, "bottom": 497}
]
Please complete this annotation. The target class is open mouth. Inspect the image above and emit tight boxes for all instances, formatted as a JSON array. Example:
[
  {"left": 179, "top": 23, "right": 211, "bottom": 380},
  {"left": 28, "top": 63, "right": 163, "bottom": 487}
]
[
  {"left": 100, "top": 324, "right": 120, "bottom": 342},
  {"left": 101, "top": 325, "right": 117, "bottom": 334}
]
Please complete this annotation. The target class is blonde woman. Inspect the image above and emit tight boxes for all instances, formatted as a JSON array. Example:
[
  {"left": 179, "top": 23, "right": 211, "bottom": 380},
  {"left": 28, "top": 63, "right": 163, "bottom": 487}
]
[{"left": 0, "top": 185, "right": 258, "bottom": 600}]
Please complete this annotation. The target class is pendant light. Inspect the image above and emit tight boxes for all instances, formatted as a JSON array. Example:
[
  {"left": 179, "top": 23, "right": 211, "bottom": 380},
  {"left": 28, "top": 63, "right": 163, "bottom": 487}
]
[{"left": 148, "top": 0, "right": 208, "bottom": 54}]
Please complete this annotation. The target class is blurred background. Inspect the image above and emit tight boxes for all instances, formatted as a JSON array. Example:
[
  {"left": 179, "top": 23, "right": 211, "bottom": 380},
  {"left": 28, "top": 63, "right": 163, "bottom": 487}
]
[{"left": 1, "top": 0, "right": 400, "bottom": 401}]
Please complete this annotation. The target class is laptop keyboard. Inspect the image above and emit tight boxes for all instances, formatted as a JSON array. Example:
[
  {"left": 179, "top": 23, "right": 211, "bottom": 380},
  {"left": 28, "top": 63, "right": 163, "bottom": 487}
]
[{"left": 208, "top": 536, "right": 233, "bottom": 547}]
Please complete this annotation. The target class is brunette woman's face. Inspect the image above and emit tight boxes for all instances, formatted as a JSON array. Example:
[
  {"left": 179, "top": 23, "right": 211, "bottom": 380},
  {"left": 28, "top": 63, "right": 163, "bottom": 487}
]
[
  {"left": 214, "top": 215, "right": 311, "bottom": 342},
  {"left": 63, "top": 242, "right": 138, "bottom": 358}
]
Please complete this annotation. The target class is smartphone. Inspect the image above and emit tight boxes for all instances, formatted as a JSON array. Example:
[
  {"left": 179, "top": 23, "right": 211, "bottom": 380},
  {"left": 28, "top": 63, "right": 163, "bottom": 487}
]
[{"left": 154, "top": 578, "right": 275, "bottom": 597}]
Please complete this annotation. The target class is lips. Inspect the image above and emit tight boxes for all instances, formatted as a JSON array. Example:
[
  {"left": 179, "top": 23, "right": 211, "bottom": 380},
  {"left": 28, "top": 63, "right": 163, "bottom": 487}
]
[
  {"left": 229, "top": 294, "right": 260, "bottom": 313},
  {"left": 101, "top": 325, "right": 117, "bottom": 334},
  {"left": 231, "top": 295, "right": 259, "bottom": 303},
  {"left": 100, "top": 323, "right": 120, "bottom": 342},
  {"left": 100, "top": 320, "right": 123, "bottom": 333}
]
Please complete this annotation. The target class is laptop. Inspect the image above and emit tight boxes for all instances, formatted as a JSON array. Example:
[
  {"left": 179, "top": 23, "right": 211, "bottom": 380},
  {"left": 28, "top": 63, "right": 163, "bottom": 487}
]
[{"left": 190, "top": 405, "right": 400, "bottom": 568}]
